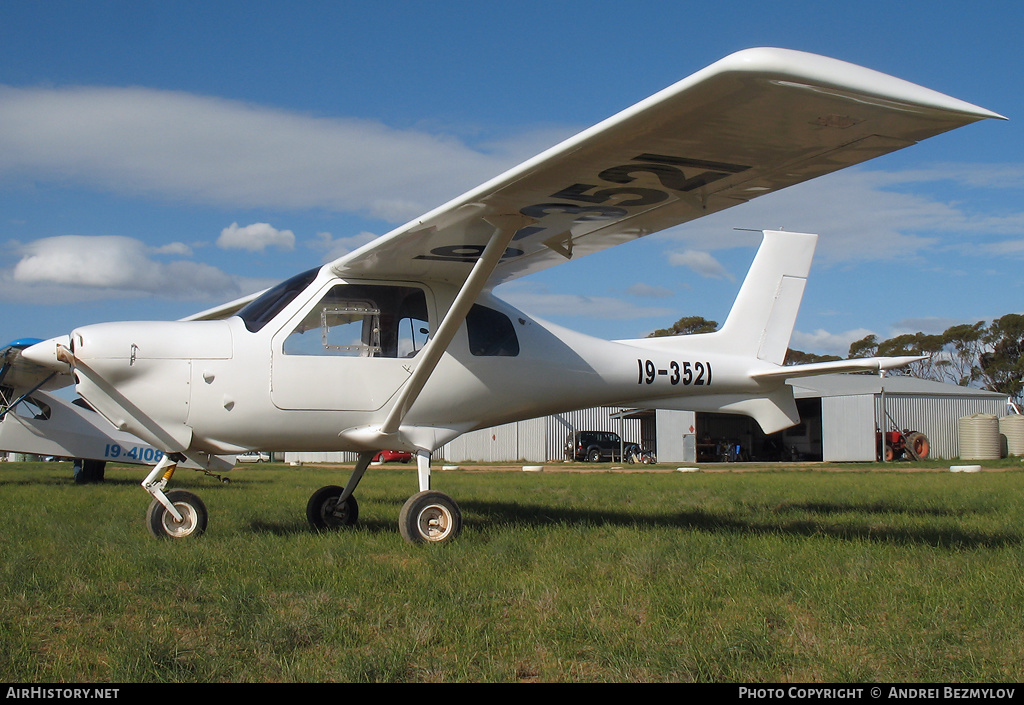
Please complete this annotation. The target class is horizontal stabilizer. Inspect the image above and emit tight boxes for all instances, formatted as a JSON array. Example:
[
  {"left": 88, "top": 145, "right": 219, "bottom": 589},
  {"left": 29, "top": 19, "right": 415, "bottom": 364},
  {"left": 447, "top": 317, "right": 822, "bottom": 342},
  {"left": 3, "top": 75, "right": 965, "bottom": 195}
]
[{"left": 752, "top": 355, "right": 926, "bottom": 381}]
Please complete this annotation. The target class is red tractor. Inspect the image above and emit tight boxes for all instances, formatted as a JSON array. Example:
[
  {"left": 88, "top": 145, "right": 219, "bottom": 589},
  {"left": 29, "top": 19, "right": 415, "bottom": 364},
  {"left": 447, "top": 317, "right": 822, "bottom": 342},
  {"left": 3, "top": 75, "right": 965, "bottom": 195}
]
[{"left": 877, "top": 412, "right": 930, "bottom": 461}]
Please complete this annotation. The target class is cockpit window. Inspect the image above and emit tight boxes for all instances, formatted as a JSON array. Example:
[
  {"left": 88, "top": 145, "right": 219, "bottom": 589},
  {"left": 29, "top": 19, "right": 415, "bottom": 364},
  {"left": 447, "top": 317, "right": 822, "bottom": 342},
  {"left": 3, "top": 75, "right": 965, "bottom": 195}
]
[
  {"left": 236, "top": 267, "right": 320, "bottom": 333},
  {"left": 283, "top": 284, "right": 429, "bottom": 358}
]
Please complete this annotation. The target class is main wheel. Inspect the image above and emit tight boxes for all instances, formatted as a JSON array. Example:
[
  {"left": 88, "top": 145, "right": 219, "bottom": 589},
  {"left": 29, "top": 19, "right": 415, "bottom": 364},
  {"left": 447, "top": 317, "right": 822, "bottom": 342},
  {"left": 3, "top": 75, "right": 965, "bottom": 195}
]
[
  {"left": 399, "top": 491, "right": 462, "bottom": 544},
  {"left": 587, "top": 448, "right": 602, "bottom": 463},
  {"left": 306, "top": 485, "right": 359, "bottom": 531},
  {"left": 146, "top": 489, "right": 208, "bottom": 539}
]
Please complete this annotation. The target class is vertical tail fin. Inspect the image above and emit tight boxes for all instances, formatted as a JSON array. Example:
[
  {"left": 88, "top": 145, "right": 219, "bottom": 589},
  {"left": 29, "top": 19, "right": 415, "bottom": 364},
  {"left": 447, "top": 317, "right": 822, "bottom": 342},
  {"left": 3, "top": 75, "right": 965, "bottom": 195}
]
[
  {"left": 713, "top": 230, "right": 817, "bottom": 364},
  {"left": 619, "top": 230, "right": 818, "bottom": 435}
]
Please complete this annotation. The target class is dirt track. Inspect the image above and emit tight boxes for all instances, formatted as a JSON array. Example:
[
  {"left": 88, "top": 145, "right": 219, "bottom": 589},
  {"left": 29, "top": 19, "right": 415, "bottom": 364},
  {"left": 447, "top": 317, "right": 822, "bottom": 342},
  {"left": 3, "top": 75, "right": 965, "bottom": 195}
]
[{"left": 368, "top": 459, "right": 1024, "bottom": 474}]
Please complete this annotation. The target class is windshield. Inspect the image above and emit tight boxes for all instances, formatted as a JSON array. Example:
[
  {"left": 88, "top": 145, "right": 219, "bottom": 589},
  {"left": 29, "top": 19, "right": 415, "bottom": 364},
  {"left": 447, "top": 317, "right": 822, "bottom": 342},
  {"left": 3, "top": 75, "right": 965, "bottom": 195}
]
[{"left": 236, "top": 267, "right": 320, "bottom": 333}]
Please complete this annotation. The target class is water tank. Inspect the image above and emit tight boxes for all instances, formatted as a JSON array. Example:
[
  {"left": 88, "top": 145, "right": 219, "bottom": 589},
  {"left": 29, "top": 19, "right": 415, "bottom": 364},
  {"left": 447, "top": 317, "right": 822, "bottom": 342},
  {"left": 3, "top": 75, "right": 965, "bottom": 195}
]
[
  {"left": 958, "top": 414, "right": 1001, "bottom": 460},
  {"left": 1000, "top": 414, "right": 1024, "bottom": 456}
]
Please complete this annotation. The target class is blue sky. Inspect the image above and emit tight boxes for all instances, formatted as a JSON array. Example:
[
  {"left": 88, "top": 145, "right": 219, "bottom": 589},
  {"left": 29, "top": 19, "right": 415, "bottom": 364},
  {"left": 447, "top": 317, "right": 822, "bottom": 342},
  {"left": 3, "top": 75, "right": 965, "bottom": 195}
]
[{"left": 1, "top": 1, "right": 1022, "bottom": 356}]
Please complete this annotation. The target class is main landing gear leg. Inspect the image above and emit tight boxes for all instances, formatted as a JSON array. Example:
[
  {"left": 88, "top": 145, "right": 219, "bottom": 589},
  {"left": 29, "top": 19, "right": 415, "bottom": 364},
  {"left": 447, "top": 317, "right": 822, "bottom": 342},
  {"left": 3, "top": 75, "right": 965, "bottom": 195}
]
[
  {"left": 399, "top": 450, "right": 462, "bottom": 544},
  {"left": 142, "top": 453, "right": 208, "bottom": 539},
  {"left": 416, "top": 449, "right": 431, "bottom": 492},
  {"left": 306, "top": 451, "right": 374, "bottom": 531}
]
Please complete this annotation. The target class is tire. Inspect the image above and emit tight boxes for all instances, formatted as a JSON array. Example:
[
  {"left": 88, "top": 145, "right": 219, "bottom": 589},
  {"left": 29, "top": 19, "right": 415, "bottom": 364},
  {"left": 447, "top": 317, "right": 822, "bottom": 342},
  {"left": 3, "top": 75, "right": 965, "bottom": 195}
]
[
  {"left": 306, "top": 485, "right": 359, "bottom": 531},
  {"left": 587, "top": 448, "right": 602, "bottom": 463},
  {"left": 146, "top": 490, "right": 207, "bottom": 539},
  {"left": 904, "top": 432, "right": 930, "bottom": 460},
  {"left": 883, "top": 443, "right": 895, "bottom": 462},
  {"left": 399, "top": 491, "right": 462, "bottom": 544}
]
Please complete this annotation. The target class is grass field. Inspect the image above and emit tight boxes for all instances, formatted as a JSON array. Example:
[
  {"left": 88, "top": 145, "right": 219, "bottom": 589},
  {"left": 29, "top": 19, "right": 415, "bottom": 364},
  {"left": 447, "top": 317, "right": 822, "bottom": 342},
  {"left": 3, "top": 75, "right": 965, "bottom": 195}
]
[{"left": 2, "top": 459, "right": 1023, "bottom": 683}]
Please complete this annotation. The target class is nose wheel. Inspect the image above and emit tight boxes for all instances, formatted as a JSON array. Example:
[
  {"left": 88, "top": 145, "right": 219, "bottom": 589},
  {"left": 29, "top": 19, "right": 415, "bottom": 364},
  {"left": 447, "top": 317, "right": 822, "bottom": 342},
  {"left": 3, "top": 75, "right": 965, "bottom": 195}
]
[{"left": 146, "top": 489, "right": 208, "bottom": 538}]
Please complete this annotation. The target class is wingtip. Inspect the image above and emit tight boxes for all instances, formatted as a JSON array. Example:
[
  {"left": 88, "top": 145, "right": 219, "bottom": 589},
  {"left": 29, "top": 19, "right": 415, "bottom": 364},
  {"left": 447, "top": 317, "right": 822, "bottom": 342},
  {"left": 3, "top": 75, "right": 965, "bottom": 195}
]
[{"left": 713, "top": 47, "right": 1005, "bottom": 123}]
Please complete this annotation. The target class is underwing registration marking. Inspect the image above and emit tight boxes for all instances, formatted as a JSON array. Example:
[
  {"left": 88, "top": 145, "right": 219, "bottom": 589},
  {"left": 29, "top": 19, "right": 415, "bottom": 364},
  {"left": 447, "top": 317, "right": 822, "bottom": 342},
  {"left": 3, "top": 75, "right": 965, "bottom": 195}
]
[
  {"left": 637, "top": 359, "right": 712, "bottom": 386},
  {"left": 416, "top": 152, "right": 750, "bottom": 264}
]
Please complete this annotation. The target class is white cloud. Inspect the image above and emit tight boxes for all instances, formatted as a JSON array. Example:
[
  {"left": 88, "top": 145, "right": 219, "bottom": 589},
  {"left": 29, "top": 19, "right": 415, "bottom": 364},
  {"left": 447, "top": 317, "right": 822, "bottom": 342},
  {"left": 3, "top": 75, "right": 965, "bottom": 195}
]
[
  {"left": 308, "top": 230, "right": 380, "bottom": 262},
  {"left": 0, "top": 85, "right": 554, "bottom": 223},
  {"left": 497, "top": 281, "right": 673, "bottom": 321},
  {"left": 8, "top": 234, "right": 243, "bottom": 301},
  {"left": 653, "top": 166, "right": 1024, "bottom": 266},
  {"left": 667, "top": 250, "right": 735, "bottom": 281},
  {"left": 626, "top": 282, "right": 673, "bottom": 299},
  {"left": 889, "top": 317, "right": 964, "bottom": 336},
  {"left": 790, "top": 327, "right": 876, "bottom": 357},
  {"left": 217, "top": 222, "right": 295, "bottom": 252},
  {"left": 979, "top": 236, "right": 1024, "bottom": 255},
  {"left": 151, "top": 242, "right": 193, "bottom": 256}
]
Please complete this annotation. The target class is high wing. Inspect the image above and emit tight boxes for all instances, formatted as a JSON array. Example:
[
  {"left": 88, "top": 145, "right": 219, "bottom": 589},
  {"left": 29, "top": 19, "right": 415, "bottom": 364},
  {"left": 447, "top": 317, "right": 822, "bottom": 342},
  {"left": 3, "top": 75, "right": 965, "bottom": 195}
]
[{"left": 330, "top": 47, "right": 1002, "bottom": 287}]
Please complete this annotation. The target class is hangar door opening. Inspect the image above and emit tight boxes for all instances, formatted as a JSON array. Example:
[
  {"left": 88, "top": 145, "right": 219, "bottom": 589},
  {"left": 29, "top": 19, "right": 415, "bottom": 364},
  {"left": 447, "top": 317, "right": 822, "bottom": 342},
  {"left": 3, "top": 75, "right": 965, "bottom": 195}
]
[{"left": 694, "top": 398, "right": 823, "bottom": 462}]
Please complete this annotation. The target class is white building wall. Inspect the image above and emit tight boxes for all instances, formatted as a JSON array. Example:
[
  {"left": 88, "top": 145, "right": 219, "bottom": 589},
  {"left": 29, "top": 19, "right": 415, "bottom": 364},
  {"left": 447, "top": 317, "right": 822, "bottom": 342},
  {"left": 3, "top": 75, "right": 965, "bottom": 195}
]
[
  {"left": 437, "top": 416, "right": 548, "bottom": 462},
  {"left": 822, "top": 395, "right": 876, "bottom": 461},
  {"left": 656, "top": 409, "right": 696, "bottom": 463}
]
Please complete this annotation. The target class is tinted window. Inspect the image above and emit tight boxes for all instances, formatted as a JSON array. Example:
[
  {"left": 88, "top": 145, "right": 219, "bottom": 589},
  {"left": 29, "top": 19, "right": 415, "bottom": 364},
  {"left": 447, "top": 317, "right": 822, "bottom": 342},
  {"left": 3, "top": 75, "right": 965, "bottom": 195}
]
[
  {"left": 466, "top": 305, "right": 519, "bottom": 357},
  {"left": 236, "top": 267, "right": 320, "bottom": 333}
]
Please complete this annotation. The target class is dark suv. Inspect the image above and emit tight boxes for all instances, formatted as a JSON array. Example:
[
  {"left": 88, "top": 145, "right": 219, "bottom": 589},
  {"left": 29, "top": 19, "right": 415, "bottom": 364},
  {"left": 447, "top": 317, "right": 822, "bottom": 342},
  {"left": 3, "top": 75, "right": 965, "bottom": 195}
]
[{"left": 565, "top": 431, "right": 639, "bottom": 462}]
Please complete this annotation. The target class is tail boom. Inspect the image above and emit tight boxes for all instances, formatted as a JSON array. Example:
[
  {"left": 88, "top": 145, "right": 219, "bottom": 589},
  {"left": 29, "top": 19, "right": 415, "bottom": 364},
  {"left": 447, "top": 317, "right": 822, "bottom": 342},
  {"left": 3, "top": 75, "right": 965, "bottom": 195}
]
[{"left": 615, "top": 230, "right": 921, "bottom": 434}]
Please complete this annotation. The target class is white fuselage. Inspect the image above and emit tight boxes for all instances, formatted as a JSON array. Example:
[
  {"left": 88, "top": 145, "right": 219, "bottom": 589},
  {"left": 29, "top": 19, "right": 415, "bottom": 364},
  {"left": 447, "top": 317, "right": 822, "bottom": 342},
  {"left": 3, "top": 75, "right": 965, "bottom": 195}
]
[{"left": 66, "top": 267, "right": 772, "bottom": 458}]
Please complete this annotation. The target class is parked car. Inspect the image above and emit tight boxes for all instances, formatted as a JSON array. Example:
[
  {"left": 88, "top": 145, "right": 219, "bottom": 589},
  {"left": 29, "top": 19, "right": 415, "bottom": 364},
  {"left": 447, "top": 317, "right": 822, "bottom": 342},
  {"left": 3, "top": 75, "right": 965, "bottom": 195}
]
[
  {"left": 565, "top": 431, "right": 641, "bottom": 462},
  {"left": 237, "top": 451, "right": 271, "bottom": 463},
  {"left": 372, "top": 450, "right": 413, "bottom": 463}
]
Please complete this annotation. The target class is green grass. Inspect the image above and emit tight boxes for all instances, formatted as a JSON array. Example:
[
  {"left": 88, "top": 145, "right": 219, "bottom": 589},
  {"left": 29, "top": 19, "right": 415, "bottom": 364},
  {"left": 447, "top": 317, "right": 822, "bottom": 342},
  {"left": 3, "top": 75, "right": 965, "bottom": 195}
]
[{"left": 2, "top": 460, "right": 1024, "bottom": 682}]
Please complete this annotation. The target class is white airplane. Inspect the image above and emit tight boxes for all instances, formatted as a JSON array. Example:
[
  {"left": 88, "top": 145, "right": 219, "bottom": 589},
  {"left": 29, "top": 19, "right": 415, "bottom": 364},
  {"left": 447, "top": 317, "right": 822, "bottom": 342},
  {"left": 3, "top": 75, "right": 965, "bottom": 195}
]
[{"left": 3, "top": 48, "right": 1002, "bottom": 543}]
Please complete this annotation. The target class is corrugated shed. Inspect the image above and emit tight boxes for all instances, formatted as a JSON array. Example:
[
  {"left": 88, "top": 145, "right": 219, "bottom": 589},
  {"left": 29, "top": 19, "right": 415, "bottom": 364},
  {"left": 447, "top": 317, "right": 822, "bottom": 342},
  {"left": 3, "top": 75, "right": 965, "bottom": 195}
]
[
  {"left": 796, "top": 374, "right": 1009, "bottom": 461},
  {"left": 545, "top": 407, "right": 642, "bottom": 460},
  {"left": 438, "top": 414, "right": 556, "bottom": 462},
  {"left": 284, "top": 450, "right": 356, "bottom": 463},
  {"left": 439, "top": 422, "right": 525, "bottom": 462},
  {"left": 876, "top": 393, "right": 1007, "bottom": 460}
]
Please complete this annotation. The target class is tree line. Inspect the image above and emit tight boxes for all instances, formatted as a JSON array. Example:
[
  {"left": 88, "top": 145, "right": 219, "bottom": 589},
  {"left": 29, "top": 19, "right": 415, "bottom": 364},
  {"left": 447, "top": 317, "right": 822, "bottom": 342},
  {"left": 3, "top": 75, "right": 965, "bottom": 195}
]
[{"left": 650, "top": 314, "right": 1024, "bottom": 406}]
